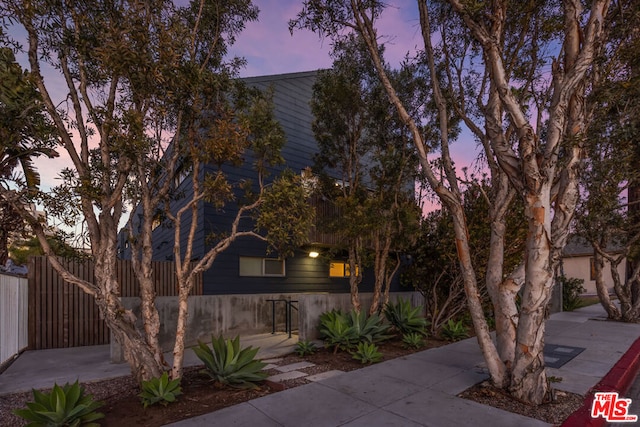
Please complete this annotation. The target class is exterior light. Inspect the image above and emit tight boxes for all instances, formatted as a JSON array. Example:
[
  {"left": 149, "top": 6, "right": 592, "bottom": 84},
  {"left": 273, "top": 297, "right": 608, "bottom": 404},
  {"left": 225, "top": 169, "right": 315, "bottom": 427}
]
[{"left": 309, "top": 251, "right": 319, "bottom": 258}]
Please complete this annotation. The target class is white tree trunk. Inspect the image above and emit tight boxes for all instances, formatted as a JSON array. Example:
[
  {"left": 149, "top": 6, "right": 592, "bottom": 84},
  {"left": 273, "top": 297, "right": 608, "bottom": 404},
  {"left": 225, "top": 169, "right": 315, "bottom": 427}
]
[
  {"left": 171, "top": 284, "right": 191, "bottom": 379},
  {"left": 509, "top": 193, "right": 554, "bottom": 404}
]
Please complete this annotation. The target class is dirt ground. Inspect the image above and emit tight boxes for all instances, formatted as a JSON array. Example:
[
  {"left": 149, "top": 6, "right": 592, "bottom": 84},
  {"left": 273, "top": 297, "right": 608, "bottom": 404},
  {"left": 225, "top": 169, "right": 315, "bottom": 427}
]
[{"left": 0, "top": 337, "right": 583, "bottom": 426}]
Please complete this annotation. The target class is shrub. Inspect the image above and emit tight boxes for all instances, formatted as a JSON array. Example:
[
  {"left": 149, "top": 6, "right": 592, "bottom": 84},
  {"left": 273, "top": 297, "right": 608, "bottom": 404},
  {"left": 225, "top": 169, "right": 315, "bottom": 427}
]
[
  {"left": 559, "top": 275, "right": 586, "bottom": 311},
  {"left": 440, "top": 319, "right": 469, "bottom": 342},
  {"left": 319, "top": 309, "right": 358, "bottom": 353},
  {"left": 319, "top": 309, "right": 391, "bottom": 353},
  {"left": 347, "top": 309, "right": 392, "bottom": 344},
  {"left": 402, "top": 332, "right": 425, "bottom": 349},
  {"left": 383, "top": 298, "right": 429, "bottom": 335},
  {"left": 351, "top": 342, "right": 383, "bottom": 364},
  {"left": 139, "top": 372, "right": 183, "bottom": 408},
  {"left": 193, "top": 335, "right": 268, "bottom": 389},
  {"left": 295, "top": 340, "right": 317, "bottom": 356},
  {"left": 14, "top": 381, "right": 104, "bottom": 427}
]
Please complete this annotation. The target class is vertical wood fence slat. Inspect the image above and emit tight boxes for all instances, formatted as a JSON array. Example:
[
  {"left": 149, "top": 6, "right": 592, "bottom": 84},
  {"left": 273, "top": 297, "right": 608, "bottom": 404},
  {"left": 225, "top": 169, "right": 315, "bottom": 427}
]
[
  {"left": 27, "top": 256, "right": 203, "bottom": 349},
  {"left": 0, "top": 274, "right": 28, "bottom": 366}
]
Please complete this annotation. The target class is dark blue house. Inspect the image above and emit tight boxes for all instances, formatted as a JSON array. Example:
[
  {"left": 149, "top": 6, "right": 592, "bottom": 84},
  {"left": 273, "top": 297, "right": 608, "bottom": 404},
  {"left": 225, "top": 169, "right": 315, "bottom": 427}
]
[{"left": 119, "top": 71, "right": 383, "bottom": 295}]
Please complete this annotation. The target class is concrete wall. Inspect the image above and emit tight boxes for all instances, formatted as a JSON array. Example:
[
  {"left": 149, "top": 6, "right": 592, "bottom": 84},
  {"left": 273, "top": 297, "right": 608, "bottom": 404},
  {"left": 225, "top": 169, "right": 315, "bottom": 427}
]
[
  {"left": 563, "top": 255, "right": 625, "bottom": 295},
  {"left": 112, "top": 293, "right": 299, "bottom": 361},
  {"left": 297, "top": 292, "right": 423, "bottom": 341},
  {"left": 110, "top": 291, "right": 422, "bottom": 362}
]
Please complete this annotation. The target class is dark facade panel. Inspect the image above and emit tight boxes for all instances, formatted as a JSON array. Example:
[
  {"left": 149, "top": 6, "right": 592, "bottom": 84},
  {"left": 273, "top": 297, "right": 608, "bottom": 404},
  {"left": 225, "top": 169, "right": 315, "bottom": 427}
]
[{"left": 122, "top": 71, "right": 405, "bottom": 296}]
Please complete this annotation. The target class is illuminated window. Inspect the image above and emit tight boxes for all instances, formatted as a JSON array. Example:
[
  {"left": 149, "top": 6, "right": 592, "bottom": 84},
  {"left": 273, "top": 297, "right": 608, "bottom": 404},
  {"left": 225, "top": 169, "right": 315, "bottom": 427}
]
[
  {"left": 329, "top": 261, "right": 358, "bottom": 278},
  {"left": 239, "top": 257, "right": 285, "bottom": 277}
]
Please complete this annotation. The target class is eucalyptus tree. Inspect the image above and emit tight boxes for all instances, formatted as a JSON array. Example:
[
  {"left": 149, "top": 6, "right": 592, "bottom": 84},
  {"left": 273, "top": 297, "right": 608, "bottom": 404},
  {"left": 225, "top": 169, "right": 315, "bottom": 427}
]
[
  {"left": 0, "top": 0, "right": 295, "bottom": 383},
  {"left": 164, "top": 87, "right": 314, "bottom": 379},
  {"left": 311, "top": 36, "right": 378, "bottom": 312},
  {"left": 310, "top": 35, "right": 420, "bottom": 313},
  {"left": 291, "top": 0, "right": 610, "bottom": 404},
  {"left": 576, "top": 0, "right": 640, "bottom": 322},
  {"left": 404, "top": 180, "right": 526, "bottom": 334}
]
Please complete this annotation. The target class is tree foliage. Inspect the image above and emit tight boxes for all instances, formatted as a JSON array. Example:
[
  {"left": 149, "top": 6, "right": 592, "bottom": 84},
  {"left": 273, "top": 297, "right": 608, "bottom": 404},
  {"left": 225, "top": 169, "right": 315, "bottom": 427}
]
[
  {"left": 310, "top": 34, "right": 420, "bottom": 313},
  {"left": 576, "top": 0, "right": 640, "bottom": 321},
  {"left": 0, "top": 0, "right": 311, "bottom": 383},
  {"left": 403, "top": 181, "right": 526, "bottom": 334},
  {"left": 291, "top": 0, "right": 610, "bottom": 404}
]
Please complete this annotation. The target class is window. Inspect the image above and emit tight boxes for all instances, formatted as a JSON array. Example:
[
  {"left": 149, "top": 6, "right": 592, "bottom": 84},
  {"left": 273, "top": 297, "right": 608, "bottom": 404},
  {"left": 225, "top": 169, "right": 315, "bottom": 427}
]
[
  {"left": 590, "top": 257, "right": 596, "bottom": 281},
  {"left": 239, "top": 257, "right": 285, "bottom": 277},
  {"left": 173, "top": 164, "right": 191, "bottom": 189},
  {"left": 329, "top": 261, "right": 358, "bottom": 278}
]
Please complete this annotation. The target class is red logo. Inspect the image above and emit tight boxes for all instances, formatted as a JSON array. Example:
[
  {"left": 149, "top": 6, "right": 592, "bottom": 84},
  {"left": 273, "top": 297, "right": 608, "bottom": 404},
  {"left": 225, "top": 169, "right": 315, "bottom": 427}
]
[{"left": 591, "top": 392, "right": 638, "bottom": 422}]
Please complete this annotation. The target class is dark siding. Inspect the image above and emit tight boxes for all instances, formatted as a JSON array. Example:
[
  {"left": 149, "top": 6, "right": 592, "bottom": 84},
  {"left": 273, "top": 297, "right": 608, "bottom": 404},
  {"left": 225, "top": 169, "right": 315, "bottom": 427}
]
[
  {"left": 201, "top": 240, "right": 380, "bottom": 295},
  {"left": 122, "top": 71, "right": 389, "bottom": 295}
]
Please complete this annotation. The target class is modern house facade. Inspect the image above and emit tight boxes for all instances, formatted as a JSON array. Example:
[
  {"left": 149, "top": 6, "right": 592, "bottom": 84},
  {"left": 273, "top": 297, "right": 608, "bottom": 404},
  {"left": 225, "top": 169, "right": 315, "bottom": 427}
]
[{"left": 118, "top": 70, "right": 393, "bottom": 297}]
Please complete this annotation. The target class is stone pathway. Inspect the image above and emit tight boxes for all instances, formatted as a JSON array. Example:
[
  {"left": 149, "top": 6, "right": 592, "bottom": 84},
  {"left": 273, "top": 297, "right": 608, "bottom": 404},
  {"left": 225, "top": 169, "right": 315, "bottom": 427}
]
[{"left": 262, "top": 358, "right": 346, "bottom": 384}]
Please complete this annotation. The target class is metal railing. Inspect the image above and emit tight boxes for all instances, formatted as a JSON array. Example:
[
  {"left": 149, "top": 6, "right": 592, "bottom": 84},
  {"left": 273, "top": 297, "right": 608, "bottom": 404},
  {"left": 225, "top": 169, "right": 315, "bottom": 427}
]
[{"left": 266, "top": 298, "right": 298, "bottom": 338}]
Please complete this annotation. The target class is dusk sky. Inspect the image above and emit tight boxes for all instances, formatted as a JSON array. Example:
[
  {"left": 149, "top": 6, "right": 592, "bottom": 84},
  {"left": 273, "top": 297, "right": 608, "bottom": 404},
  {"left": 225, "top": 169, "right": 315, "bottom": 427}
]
[
  {"left": 21, "top": 0, "right": 476, "bottom": 215},
  {"left": 229, "top": 0, "right": 423, "bottom": 77}
]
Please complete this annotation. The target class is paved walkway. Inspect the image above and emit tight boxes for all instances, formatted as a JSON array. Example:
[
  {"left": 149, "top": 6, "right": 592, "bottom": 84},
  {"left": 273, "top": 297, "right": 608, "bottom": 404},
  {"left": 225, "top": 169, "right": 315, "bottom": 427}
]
[
  {"left": 0, "top": 333, "right": 298, "bottom": 395},
  {"left": 1, "top": 305, "right": 639, "bottom": 426}
]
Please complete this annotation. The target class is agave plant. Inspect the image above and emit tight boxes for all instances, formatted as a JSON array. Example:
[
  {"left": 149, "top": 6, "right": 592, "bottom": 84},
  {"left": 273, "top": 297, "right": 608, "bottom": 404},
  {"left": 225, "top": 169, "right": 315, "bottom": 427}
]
[
  {"left": 383, "top": 298, "right": 429, "bottom": 336},
  {"left": 139, "top": 372, "right": 183, "bottom": 408},
  {"left": 13, "top": 381, "right": 104, "bottom": 427},
  {"left": 402, "top": 332, "right": 425, "bottom": 349},
  {"left": 295, "top": 339, "right": 317, "bottom": 356},
  {"left": 347, "top": 309, "right": 392, "bottom": 344},
  {"left": 193, "top": 335, "right": 268, "bottom": 389},
  {"left": 319, "top": 308, "right": 392, "bottom": 353},
  {"left": 319, "top": 309, "right": 358, "bottom": 353},
  {"left": 351, "top": 342, "right": 383, "bottom": 364},
  {"left": 440, "top": 319, "right": 470, "bottom": 342}
]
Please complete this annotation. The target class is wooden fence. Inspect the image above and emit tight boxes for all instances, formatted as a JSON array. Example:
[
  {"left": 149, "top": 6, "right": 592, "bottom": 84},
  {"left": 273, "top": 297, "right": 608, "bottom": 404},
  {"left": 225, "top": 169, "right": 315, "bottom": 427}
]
[
  {"left": 0, "top": 274, "right": 28, "bottom": 367},
  {"left": 28, "top": 256, "right": 203, "bottom": 350}
]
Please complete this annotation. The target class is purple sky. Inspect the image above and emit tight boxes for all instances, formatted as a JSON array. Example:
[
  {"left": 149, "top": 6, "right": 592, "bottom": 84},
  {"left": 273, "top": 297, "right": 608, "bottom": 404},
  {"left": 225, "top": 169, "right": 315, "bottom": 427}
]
[
  {"left": 25, "top": 0, "right": 477, "bottom": 211},
  {"left": 229, "top": 0, "right": 423, "bottom": 77}
]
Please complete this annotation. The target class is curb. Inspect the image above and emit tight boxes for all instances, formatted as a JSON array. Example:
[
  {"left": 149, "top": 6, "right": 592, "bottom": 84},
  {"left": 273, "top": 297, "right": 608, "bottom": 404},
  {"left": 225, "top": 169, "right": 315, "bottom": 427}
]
[{"left": 561, "top": 336, "right": 640, "bottom": 427}]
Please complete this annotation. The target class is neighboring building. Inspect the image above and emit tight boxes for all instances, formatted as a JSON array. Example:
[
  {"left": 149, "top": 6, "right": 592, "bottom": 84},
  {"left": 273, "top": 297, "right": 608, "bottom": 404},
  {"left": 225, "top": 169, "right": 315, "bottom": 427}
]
[
  {"left": 561, "top": 236, "right": 625, "bottom": 295},
  {"left": 118, "top": 71, "right": 393, "bottom": 295}
]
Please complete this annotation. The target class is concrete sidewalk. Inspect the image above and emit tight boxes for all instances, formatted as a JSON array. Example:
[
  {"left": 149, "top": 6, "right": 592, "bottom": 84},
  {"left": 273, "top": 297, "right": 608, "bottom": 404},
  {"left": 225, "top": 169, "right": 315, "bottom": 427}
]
[
  {"left": 168, "top": 304, "right": 640, "bottom": 427},
  {"left": 1, "top": 305, "right": 639, "bottom": 426},
  {"left": 0, "top": 333, "right": 298, "bottom": 395}
]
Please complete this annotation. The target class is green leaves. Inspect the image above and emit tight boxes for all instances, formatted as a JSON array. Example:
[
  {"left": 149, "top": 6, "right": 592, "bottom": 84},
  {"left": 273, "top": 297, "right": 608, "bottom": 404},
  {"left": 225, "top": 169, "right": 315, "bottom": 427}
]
[
  {"left": 383, "top": 297, "right": 429, "bottom": 336},
  {"left": 0, "top": 47, "right": 58, "bottom": 191},
  {"left": 402, "top": 332, "right": 425, "bottom": 349},
  {"left": 350, "top": 342, "right": 382, "bottom": 364},
  {"left": 193, "top": 335, "right": 268, "bottom": 389},
  {"left": 139, "top": 372, "right": 183, "bottom": 408},
  {"left": 294, "top": 340, "right": 317, "bottom": 356},
  {"left": 13, "top": 381, "right": 104, "bottom": 427},
  {"left": 318, "top": 308, "right": 391, "bottom": 354},
  {"left": 440, "top": 319, "right": 469, "bottom": 342},
  {"left": 257, "top": 170, "right": 315, "bottom": 258}
]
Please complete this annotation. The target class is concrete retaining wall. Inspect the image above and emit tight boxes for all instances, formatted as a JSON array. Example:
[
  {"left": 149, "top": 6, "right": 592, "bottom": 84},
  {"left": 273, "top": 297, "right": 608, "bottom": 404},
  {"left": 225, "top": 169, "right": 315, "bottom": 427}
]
[
  {"left": 110, "top": 291, "right": 422, "bottom": 362},
  {"left": 297, "top": 292, "right": 422, "bottom": 340}
]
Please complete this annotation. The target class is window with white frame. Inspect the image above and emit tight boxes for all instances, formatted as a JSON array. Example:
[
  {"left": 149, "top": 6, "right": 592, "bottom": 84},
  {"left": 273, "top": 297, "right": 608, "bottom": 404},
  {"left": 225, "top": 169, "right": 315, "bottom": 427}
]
[{"left": 239, "top": 257, "right": 285, "bottom": 277}]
